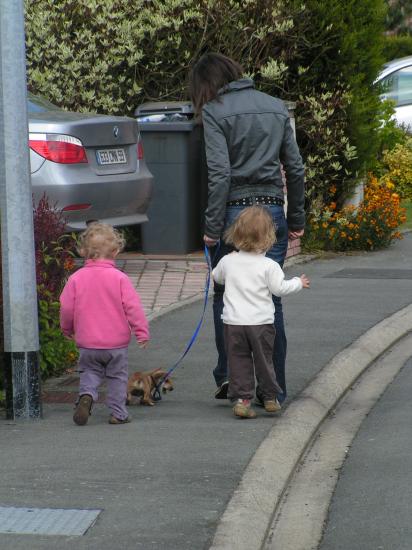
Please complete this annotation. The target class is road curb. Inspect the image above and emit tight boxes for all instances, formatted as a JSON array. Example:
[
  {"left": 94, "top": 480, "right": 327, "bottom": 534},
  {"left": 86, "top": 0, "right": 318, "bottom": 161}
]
[{"left": 209, "top": 303, "right": 412, "bottom": 550}]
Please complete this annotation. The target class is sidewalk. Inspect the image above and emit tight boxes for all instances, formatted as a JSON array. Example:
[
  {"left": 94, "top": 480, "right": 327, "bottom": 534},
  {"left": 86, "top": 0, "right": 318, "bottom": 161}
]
[
  {"left": 117, "top": 251, "right": 209, "bottom": 319},
  {"left": 1, "top": 235, "right": 412, "bottom": 549}
]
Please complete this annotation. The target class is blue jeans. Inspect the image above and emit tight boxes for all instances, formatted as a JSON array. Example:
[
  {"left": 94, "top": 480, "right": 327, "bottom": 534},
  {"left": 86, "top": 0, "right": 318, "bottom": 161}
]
[{"left": 211, "top": 204, "right": 289, "bottom": 402}]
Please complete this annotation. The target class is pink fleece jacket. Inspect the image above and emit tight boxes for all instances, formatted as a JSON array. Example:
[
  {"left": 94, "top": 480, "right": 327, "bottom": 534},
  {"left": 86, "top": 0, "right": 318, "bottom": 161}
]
[{"left": 60, "top": 259, "right": 149, "bottom": 349}]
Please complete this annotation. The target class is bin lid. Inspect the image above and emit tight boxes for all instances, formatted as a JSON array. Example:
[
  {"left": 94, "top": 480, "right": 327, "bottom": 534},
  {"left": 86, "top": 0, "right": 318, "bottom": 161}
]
[{"left": 135, "top": 101, "right": 194, "bottom": 118}]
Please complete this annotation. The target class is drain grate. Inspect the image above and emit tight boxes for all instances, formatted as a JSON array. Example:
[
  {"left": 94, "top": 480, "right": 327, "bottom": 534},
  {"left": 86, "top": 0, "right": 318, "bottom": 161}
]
[
  {"left": 0, "top": 506, "right": 101, "bottom": 536},
  {"left": 326, "top": 268, "right": 412, "bottom": 280}
]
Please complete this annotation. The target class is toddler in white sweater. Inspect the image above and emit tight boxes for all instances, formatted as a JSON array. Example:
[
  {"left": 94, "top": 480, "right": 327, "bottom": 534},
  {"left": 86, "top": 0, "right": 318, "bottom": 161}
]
[{"left": 213, "top": 206, "right": 309, "bottom": 419}]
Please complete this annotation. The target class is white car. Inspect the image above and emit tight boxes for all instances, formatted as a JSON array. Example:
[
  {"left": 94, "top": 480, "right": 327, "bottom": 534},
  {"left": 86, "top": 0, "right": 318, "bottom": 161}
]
[{"left": 377, "top": 56, "right": 412, "bottom": 131}]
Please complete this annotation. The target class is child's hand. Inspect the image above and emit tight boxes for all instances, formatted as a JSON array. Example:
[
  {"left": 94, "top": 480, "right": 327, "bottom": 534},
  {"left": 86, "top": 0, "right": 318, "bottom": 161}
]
[
  {"left": 300, "top": 274, "right": 310, "bottom": 288},
  {"left": 138, "top": 340, "right": 149, "bottom": 349}
]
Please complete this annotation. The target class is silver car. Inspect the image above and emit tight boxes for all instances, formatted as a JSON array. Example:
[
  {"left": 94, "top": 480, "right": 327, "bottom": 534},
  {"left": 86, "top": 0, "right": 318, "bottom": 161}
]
[
  {"left": 29, "top": 93, "right": 153, "bottom": 229},
  {"left": 377, "top": 56, "right": 412, "bottom": 131}
]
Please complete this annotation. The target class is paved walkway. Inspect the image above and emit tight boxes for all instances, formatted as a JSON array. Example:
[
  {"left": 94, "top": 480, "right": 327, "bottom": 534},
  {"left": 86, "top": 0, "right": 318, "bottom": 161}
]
[
  {"left": 117, "top": 252, "right": 209, "bottom": 319},
  {"left": 1, "top": 235, "right": 411, "bottom": 549}
]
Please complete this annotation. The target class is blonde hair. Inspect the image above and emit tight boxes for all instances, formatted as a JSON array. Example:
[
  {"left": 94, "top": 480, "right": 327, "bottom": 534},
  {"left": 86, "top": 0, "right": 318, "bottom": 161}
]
[
  {"left": 78, "top": 222, "right": 125, "bottom": 259},
  {"left": 224, "top": 206, "right": 276, "bottom": 253}
]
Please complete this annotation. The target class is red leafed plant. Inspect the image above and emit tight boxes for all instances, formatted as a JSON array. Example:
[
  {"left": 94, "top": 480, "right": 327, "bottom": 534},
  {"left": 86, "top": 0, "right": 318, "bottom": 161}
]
[
  {"left": 33, "top": 194, "right": 76, "bottom": 300},
  {"left": 33, "top": 195, "right": 79, "bottom": 378}
]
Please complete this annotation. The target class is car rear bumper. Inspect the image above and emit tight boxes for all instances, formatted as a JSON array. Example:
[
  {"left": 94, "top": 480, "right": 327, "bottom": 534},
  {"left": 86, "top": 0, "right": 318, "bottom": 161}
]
[
  {"left": 31, "top": 164, "right": 153, "bottom": 229},
  {"left": 65, "top": 212, "right": 149, "bottom": 230}
]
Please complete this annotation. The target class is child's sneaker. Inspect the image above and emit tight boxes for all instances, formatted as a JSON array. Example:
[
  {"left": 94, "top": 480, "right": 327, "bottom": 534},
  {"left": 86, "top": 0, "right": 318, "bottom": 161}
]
[
  {"left": 73, "top": 394, "right": 93, "bottom": 426},
  {"left": 264, "top": 399, "right": 281, "bottom": 413},
  {"left": 233, "top": 399, "right": 257, "bottom": 419},
  {"left": 109, "top": 415, "right": 132, "bottom": 425}
]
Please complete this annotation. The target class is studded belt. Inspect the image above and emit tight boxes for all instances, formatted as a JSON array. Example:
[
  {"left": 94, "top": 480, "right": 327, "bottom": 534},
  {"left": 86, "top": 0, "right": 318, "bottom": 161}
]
[{"left": 226, "top": 196, "right": 284, "bottom": 207}]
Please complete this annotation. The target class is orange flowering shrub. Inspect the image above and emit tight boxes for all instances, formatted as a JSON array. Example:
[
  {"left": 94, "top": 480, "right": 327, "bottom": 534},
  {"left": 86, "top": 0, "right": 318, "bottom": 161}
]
[{"left": 308, "top": 176, "right": 406, "bottom": 251}]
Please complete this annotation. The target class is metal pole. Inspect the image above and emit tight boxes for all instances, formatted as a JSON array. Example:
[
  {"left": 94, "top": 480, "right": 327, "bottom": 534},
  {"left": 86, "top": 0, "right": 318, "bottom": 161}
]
[{"left": 0, "top": 1, "right": 41, "bottom": 419}]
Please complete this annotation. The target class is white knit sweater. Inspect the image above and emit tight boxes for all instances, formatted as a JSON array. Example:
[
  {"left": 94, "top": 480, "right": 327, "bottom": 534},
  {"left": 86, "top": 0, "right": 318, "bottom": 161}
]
[{"left": 212, "top": 250, "right": 303, "bottom": 325}]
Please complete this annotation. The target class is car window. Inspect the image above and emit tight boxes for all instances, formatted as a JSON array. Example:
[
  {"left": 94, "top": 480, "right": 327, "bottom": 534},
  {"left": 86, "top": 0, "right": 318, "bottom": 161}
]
[
  {"left": 27, "top": 92, "right": 62, "bottom": 113},
  {"left": 381, "top": 66, "right": 412, "bottom": 107}
]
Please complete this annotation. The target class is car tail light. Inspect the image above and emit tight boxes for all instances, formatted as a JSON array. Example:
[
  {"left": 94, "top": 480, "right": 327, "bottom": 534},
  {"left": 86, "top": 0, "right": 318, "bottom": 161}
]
[
  {"left": 62, "top": 203, "right": 92, "bottom": 211},
  {"left": 137, "top": 140, "right": 144, "bottom": 160},
  {"left": 29, "top": 133, "right": 88, "bottom": 164}
]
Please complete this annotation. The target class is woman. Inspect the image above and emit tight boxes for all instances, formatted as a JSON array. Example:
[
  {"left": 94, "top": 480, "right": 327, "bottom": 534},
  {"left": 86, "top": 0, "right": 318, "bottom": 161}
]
[{"left": 189, "top": 52, "right": 305, "bottom": 404}]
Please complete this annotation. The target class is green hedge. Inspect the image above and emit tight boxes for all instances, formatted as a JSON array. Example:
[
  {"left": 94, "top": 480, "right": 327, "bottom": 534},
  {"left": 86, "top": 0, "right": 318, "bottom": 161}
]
[
  {"left": 25, "top": 0, "right": 387, "bottom": 214},
  {"left": 383, "top": 34, "right": 412, "bottom": 61}
]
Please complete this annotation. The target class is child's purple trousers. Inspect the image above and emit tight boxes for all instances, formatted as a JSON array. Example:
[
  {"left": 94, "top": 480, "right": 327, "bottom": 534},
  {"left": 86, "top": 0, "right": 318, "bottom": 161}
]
[{"left": 78, "top": 347, "right": 129, "bottom": 420}]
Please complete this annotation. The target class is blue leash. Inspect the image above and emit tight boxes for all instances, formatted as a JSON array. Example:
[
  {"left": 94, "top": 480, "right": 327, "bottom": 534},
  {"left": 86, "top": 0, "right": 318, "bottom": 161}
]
[{"left": 152, "top": 244, "right": 215, "bottom": 402}]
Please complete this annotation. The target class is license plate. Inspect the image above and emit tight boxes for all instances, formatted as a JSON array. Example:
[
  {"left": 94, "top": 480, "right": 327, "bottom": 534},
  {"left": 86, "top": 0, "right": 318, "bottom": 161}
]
[{"left": 96, "top": 148, "right": 127, "bottom": 165}]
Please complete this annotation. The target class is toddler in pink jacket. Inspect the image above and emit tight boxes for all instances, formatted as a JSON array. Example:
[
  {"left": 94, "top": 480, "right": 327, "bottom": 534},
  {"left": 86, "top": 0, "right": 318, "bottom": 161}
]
[{"left": 60, "top": 222, "right": 149, "bottom": 426}]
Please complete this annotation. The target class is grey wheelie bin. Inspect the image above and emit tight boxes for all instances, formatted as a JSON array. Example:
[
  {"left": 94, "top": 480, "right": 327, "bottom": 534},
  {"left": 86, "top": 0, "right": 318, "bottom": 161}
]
[{"left": 135, "top": 101, "right": 206, "bottom": 254}]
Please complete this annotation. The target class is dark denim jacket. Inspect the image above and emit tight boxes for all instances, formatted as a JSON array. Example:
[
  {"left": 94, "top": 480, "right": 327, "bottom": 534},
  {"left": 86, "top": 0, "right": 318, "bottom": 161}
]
[{"left": 202, "top": 78, "right": 305, "bottom": 238}]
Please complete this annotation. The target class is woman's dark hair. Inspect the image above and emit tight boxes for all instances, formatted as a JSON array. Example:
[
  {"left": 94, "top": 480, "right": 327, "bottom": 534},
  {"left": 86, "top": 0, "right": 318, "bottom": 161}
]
[{"left": 189, "top": 53, "right": 243, "bottom": 115}]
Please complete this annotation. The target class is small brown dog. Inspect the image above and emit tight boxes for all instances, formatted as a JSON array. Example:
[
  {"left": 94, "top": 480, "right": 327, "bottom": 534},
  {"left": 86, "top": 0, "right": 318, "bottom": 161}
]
[{"left": 126, "top": 368, "right": 174, "bottom": 406}]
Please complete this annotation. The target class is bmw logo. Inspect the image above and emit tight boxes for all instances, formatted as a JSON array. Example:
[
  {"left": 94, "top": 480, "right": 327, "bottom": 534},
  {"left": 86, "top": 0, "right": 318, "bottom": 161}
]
[{"left": 113, "top": 126, "right": 119, "bottom": 138}]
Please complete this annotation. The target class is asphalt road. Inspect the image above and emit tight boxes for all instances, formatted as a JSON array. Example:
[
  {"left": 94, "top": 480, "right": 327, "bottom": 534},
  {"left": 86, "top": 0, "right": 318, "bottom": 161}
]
[
  {"left": 320, "top": 354, "right": 412, "bottom": 550},
  {"left": 0, "top": 235, "right": 411, "bottom": 549}
]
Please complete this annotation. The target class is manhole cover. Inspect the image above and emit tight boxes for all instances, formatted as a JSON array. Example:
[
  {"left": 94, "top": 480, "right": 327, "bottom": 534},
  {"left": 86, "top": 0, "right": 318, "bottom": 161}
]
[
  {"left": 326, "top": 268, "right": 412, "bottom": 280},
  {"left": 0, "top": 506, "right": 101, "bottom": 536}
]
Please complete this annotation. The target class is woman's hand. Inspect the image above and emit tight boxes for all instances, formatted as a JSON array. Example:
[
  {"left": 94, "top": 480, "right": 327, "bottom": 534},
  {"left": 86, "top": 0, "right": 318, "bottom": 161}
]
[
  {"left": 288, "top": 229, "right": 304, "bottom": 240},
  {"left": 203, "top": 234, "right": 219, "bottom": 247}
]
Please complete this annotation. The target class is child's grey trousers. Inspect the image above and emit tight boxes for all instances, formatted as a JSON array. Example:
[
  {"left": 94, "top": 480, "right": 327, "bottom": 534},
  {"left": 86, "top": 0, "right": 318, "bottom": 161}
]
[
  {"left": 78, "top": 347, "right": 129, "bottom": 420},
  {"left": 224, "top": 324, "right": 282, "bottom": 401}
]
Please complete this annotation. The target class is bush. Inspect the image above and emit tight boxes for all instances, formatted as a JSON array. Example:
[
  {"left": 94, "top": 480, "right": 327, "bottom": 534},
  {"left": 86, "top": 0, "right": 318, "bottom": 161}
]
[
  {"left": 374, "top": 99, "right": 408, "bottom": 166},
  {"left": 380, "top": 138, "right": 412, "bottom": 200},
  {"left": 306, "top": 176, "right": 406, "bottom": 251},
  {"left": 385, "top": 0, "right": 412, "bottom": 36},
  {"left": 298, "top": 88, "right": 357, "bottom": 210},
  {"left": 33, "top": 196, "right": 79, "bottom": 378},
  {"left": 38, "top": 292, "right": 78, "bottom": 378},
  {"left": 25, "top": 0, "right": 387, "bottom": 214},
  {"left": 382, "top": 34, "right": 412, "bottom": 61},
  {"left": 293, "top": 0, "right": 386, "bottom": 178},
  {"left": 34, "top": 195, "right": 76, "bottom": 300},
  {"left": 119, "top": 225, "right": 141, "bottom": 252}
]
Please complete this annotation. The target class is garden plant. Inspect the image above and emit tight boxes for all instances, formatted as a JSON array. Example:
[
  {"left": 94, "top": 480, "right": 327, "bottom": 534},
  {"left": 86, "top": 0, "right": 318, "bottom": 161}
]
[
  {"left": 25, "top": 0, "right": 387, "bottom": 221},
  {"left": 307, "top": 176, "right": 406, "bottom": 251},
  {"left": 34, "top": 195, "right": 79, "bottom": 378}
]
